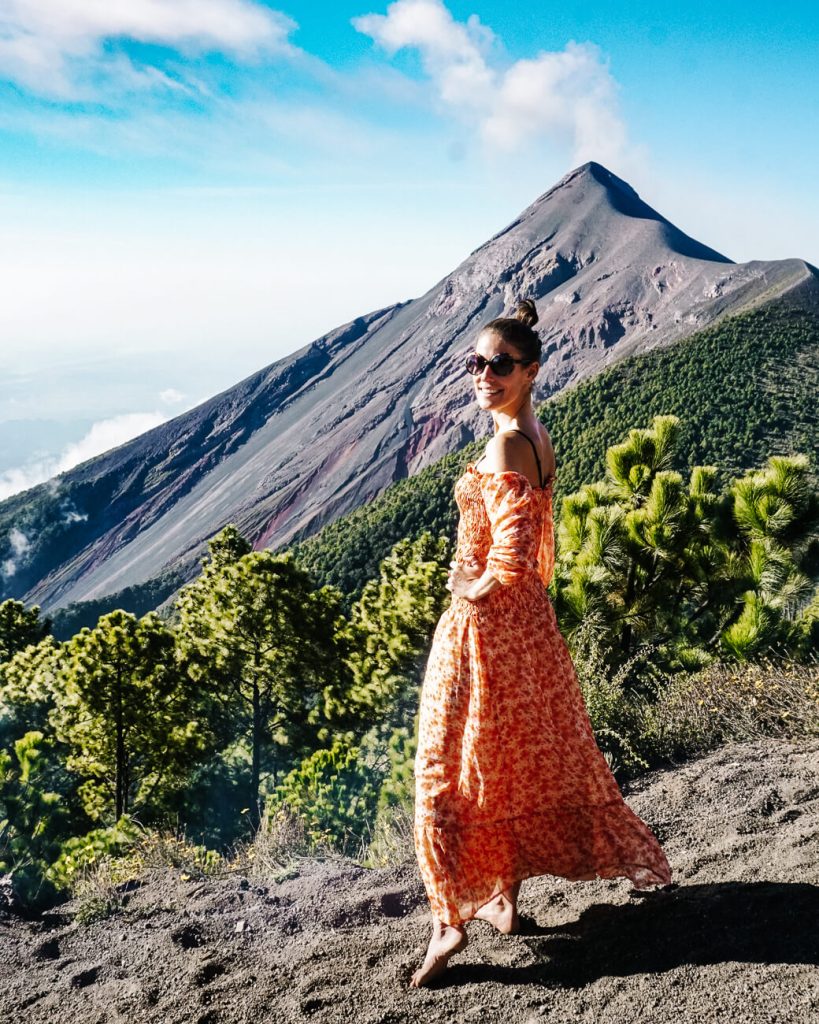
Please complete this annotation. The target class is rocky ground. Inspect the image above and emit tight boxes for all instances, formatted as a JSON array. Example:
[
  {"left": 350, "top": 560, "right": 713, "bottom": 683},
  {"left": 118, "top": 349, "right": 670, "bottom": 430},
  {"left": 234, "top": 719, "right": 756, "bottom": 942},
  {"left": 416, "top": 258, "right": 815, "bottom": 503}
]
[{"left": 2, "top": 736, "right": 818, "bottom": 1024}]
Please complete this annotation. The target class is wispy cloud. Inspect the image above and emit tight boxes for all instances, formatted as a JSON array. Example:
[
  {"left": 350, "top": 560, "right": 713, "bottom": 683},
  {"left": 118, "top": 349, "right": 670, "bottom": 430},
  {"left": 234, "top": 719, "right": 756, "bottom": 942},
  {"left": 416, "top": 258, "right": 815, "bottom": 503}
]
[
  {"left": 353, "top": 0, "right": 635, "bottom": 168},
  {"left": 1, "top": 526, "right": 30, "bottom": 578},
  {"left": 0, "top": 410, "right": 168, "bottom": 501},
  {"left": 159, "top": 387, "right": 186, "bottom": 404},
  {"left": 0, "top": 0, "right": 640, "bottom": 177},
  {"left": 0, "top": 0, "right": 299, "bottom": 99}
]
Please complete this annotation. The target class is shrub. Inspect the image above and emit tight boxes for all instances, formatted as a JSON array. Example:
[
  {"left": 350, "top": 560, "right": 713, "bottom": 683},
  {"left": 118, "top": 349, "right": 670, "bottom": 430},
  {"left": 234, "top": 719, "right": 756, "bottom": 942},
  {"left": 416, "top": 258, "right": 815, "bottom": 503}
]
[
  {"left": 570, "top": 623, "right": 655, "bottom": 778},
  {"left": 374, "top": 724, "right": 416, "bottom": 818},
  {"left": 264, "top": 737, "right": 381, "bottom": 855},
  {"left": 47, "top": 818, "right": 140, "bottom": 892},
  {"left": 644, "top": 655, "right": 819, "bottom": 762},
  {"left": 238, "top": 804, "right": 336, "bottom": 882}
]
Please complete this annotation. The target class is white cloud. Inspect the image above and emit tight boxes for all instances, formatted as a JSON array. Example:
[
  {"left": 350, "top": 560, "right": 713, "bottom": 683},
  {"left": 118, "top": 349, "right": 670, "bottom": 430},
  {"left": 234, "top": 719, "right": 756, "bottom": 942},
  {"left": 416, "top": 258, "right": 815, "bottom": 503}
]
[
  {"left": 353, "top": 0, "right": 633, "bottom": 168},
  {"left": 1, "top": 526, "right": 31, "bottom": 578},
  {"left": 0, "top": 0, "right": 299, "bottom": 98},
  {"left": 354, "top": 0, "right": 495, "bottom": 58},
  {"left": 0, "top": 411, "right": 168, "bottom": 500},
  {"left": 8, "top": 526, "right": 29, "bottom": 556},
  {"left": 159, "top": 387, "right": 186, "bottom": 404},
  {"left": 353, "top": 0, "right": 495, "bottom": 112}
]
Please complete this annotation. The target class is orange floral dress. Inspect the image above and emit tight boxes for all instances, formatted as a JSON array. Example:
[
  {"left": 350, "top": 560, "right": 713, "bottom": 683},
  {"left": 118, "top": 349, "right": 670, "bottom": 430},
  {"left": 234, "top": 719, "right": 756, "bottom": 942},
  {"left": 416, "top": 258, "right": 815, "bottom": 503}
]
[{"left": 413, "top": 461, "right": 672, "bottom": 927}]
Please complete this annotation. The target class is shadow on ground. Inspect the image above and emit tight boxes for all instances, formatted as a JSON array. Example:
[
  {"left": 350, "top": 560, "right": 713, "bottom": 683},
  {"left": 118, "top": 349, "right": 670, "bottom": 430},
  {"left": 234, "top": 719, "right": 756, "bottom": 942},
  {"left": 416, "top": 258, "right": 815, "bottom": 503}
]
[{"left": 443, "top": 880, "right": 819, "bottom": 989}]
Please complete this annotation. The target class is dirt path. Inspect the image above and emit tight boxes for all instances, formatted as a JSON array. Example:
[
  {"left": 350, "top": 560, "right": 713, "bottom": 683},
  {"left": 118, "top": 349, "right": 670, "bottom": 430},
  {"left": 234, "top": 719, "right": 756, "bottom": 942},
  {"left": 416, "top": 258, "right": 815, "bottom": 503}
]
[{"left": 2, "top": 737, "right": 818, "bottom": 1024}]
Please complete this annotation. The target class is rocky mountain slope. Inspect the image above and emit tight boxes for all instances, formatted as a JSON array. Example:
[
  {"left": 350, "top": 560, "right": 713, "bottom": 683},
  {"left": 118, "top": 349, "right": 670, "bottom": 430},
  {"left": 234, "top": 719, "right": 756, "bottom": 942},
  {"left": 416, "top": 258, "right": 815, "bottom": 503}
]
[
  {"left": 2, "top": 160, "right": 817, "bottom": 612},
  {"left": 2, "top": 736, "right": 818, "bottom": 1023}
]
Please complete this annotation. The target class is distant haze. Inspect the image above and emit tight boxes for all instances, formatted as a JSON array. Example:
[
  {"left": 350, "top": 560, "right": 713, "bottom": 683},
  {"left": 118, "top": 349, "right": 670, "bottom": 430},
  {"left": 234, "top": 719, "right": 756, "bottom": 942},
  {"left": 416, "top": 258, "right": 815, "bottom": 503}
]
[{"left": 0, "top": 2, "right": 816, "bottom": 490}]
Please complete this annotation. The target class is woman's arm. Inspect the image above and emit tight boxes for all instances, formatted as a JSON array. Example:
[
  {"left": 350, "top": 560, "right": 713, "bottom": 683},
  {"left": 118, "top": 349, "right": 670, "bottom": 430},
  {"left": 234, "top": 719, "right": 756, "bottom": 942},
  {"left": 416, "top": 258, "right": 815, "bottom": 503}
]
[
  {"left": 465, "top": 568, "right": 504, "bottom": 601},
  {"left": 477, "top": 472, "right": 538, "bottom": 592}
]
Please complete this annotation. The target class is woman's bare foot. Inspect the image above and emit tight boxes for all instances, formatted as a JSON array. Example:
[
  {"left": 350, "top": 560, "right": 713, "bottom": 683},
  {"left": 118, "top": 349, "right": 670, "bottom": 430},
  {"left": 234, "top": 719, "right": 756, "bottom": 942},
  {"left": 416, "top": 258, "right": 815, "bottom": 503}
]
[
  {"left": 409, "top": 916, "right": 468, "bottom": 988},
  {"left": 473, "top": 882, "right": 521, "bottom": 934}
]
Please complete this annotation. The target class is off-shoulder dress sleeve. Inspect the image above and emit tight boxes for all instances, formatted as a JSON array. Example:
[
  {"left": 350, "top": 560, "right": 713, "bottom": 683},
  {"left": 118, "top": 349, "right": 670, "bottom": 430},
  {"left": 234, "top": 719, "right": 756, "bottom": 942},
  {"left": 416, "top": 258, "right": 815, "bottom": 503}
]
[{"left": 479, "top": 473, "right": 539, "bottom": 586}]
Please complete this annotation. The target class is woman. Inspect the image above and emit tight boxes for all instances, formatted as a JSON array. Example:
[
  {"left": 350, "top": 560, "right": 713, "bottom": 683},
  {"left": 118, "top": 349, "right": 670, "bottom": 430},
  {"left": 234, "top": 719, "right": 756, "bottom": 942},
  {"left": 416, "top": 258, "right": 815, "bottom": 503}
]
[{"left": 410, "top": 298, "right": 672, "bottom": 988}]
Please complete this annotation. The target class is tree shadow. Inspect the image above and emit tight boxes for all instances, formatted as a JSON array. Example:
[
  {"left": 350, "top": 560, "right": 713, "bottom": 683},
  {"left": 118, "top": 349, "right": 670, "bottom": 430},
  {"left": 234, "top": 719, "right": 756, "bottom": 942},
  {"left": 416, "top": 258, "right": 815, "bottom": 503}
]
[{"left": 442, "top": 880, "right": 819, "bottom": 988}]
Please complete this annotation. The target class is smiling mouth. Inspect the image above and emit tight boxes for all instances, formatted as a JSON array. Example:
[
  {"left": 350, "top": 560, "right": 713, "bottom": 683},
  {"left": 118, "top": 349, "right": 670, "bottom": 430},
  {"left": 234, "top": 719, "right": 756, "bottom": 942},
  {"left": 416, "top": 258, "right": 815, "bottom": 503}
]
[{"left": 480, "top": 389, "right": 502, "bottom": 396}]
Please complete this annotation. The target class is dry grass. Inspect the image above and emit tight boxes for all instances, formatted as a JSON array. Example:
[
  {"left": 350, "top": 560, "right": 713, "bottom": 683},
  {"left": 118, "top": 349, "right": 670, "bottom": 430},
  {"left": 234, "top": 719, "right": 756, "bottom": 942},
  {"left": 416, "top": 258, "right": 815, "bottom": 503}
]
[
  {"left": 71, "top": 857, "right": 134, "bottom": 925},
  {"left": 646, "top": 654, "right": 819, "bottom": 761},
  {"left": 234, "top": 805, "right": 343, "bottom": 882},
  {"left": 134, "top": 830, "right": 226, "bottom": 877},
  {"left": 360, "top": 802, "right": 416, "bottom": 869},
  {"left": 70, "top": 830, "right": 228, "bottom": 923}
]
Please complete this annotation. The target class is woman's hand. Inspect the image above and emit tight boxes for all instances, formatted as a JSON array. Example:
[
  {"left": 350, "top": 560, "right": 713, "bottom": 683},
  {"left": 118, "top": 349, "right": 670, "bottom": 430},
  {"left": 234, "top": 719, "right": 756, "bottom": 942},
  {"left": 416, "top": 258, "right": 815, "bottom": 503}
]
[{"left": 446, "top": 559, "right": 483, "bottom": 601}]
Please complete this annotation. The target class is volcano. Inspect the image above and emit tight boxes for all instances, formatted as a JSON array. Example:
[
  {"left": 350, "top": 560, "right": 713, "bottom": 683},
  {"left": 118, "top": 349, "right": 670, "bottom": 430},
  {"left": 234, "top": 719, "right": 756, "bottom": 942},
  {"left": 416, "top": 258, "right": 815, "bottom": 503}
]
[{"left": 2, "top": 160, "right": 816, "bottom": 612}]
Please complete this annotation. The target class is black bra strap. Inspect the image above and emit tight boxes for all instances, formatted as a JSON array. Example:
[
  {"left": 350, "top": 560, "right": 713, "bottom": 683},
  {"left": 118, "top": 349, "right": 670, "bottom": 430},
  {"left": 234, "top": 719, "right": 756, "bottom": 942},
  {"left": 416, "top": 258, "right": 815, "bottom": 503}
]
[{"left": 510, "top": 428, "right": 545, "bottom": 488}]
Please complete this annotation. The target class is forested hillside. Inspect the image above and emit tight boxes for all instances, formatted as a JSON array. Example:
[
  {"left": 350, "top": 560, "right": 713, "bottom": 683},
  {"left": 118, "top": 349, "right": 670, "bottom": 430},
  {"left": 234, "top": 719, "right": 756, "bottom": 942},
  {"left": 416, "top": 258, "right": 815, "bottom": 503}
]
[
  {"left": 44, "top": 300, "right": 817, "bottom": 639},
  {"left": 288, "top": 301, "right": 818, "bottom": 606},
  {"left": 2, "top": 408, "right": 817, "bottom": 915}
]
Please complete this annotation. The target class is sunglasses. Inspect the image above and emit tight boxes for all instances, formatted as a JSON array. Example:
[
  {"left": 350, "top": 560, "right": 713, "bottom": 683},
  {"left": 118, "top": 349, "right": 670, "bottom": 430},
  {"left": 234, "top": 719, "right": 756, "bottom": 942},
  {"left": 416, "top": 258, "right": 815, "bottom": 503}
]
[{"left": 465, "top": 352, "right": 532, "bottom": 377}]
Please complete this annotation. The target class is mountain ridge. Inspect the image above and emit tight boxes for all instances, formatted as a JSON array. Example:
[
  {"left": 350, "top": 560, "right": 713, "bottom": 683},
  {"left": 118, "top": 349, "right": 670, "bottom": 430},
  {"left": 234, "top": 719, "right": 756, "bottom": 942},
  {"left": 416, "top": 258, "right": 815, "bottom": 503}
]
[
  {"left": 2, "top": 160, "right": 817, "bottom": 612},
  {"left": 488, "top": 161, "right": 735, "bottom": 264}
]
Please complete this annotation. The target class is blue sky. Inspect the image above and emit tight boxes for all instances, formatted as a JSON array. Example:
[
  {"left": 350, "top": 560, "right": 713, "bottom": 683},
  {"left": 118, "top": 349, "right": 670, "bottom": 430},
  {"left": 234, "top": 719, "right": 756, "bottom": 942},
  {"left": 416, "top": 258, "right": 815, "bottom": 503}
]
[{"left": 1, "top": 0, "right": 817, "bottom": 497}]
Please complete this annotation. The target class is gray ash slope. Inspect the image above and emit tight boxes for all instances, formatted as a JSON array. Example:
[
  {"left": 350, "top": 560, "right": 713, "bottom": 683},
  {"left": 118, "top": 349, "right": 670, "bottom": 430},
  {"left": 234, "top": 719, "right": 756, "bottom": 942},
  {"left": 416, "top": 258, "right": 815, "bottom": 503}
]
[
  {"left": 2, "top": 161, "right": 817, "bottom": 612},
  {"left": 2, "top": 737, "right": 818, "bottom": 1023}
]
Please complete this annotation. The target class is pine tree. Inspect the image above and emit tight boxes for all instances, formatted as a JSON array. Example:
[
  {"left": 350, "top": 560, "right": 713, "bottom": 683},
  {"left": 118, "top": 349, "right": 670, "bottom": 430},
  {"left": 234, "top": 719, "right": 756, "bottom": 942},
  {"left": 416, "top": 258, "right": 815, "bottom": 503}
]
[
  {"left": 553, "top": 415, "right": 819, "bottom": 671},
  {"left": 720, "top": 454, "right": 818, "bottom": 658},
  {"left": 50, "top": 610, "right": 202, "bottom": 821},
  {"left": 0, "top": 599, "right": 50, "bottom": 666},
  {"left": 174, "top": 528, "right": 350, "bottom": 826},
  {"left": 338, "top": 531, "right": 450, "bottom": 729}
]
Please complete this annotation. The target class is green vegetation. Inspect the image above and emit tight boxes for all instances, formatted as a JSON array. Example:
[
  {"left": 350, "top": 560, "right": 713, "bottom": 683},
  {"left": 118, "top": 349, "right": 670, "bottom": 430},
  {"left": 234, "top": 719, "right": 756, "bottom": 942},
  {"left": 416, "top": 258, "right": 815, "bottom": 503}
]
[
  {"left": 8, "top": 300, "right": 815, "bottom": 634},
  {"left": 289, "top": 302, "right": 819, "bottom": 602},
  {"left": 1, "top": 297, "right": 817, "bottom": 912},
  {"left": 2, "top": 410, "right": 817, "bottom": 911},
  {"left": 554, "top": 416, "right": 818, "bottom": 669},
  {"left": 174, "top": 529, "right": 349, "bottom": 827},
  {"left": 0, "top": 524, "right": 452, "bottom": 906}
]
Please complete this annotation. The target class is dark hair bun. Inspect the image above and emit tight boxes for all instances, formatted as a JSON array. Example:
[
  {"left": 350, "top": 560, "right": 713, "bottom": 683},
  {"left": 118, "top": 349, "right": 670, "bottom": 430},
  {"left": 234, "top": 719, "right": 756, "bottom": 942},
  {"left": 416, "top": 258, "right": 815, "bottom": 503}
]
[{"left": 514, "top": 298, "right": 538, "bottom": 328}]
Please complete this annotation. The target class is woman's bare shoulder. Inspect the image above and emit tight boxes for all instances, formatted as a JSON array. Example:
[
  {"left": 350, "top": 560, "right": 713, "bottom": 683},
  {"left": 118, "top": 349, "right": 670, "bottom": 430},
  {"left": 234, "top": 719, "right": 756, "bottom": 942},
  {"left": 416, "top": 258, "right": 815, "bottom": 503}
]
[{"left": 482, "top": 427, "right": 555, "bottom": 483}]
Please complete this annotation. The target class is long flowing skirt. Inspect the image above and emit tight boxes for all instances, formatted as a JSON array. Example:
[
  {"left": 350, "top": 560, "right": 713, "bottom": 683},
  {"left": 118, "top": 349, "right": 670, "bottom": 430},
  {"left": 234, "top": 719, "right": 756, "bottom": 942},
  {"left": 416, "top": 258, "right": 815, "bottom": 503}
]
[{"left": 413, "top": 574, "right": 672, "bottom": 926}]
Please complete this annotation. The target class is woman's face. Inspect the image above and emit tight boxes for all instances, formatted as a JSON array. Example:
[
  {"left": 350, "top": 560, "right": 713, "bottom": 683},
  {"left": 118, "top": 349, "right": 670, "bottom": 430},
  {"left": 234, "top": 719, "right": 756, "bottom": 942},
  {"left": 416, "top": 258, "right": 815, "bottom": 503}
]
[{"left": 471, "top": 329, "right": 536, "bottom": 412}]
